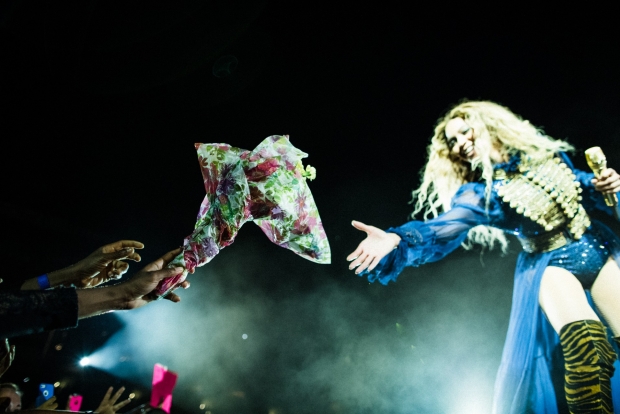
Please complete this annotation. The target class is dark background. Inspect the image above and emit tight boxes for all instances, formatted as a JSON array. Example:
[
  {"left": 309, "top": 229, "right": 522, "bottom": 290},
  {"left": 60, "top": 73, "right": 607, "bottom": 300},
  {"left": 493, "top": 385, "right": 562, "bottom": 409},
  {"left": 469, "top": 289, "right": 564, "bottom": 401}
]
[{"left": 1, "top": 2, "right": 619, "bottom": 413}]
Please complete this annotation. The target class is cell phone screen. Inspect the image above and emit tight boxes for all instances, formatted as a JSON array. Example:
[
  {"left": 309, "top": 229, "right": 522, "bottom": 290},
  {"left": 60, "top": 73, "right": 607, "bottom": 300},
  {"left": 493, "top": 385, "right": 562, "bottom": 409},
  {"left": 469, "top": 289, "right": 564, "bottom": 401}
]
[
  {"left": 35, "top": 383, "right": 54, "bottom": 407},
  {"left": 150, "top": 363, "right": 178, "bottom": 414},
  {"left": 68, "top": 394, "right": 83, "bottom": 411}
]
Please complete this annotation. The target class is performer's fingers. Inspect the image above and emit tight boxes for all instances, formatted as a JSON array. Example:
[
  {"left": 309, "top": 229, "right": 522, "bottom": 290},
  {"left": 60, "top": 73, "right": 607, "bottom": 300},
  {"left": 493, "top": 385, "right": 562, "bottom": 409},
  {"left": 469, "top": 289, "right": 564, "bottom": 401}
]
[
  {"left": 596, "top": 177, "right": 620, "bottom": 193},
  {"left": 599, "top": 168, "right": 616, "bottom": 180},
  {"left": 349, "top": 252, "right": 367, "bottom": 270},
  {"left": 367, "top": 256, "right": 382, "bottom": 272},
  {"left": 346, "top": 246, "right": 363, "bottom": 262},
  {"left": 355, "top": 255, "right": 374, "bottom": 274},
  {"left": 351, "top": 220, "right": 371, "bottom": 233},
  {"left": 603, "top": 180, "right": 620, "bottom": 193}
]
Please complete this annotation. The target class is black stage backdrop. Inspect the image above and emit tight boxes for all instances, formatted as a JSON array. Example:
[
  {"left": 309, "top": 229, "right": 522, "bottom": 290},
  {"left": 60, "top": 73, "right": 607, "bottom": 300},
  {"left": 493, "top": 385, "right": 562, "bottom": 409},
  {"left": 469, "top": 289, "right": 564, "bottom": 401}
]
[{"left": 1, "top": 2, "right": 619, "bottom": 413}]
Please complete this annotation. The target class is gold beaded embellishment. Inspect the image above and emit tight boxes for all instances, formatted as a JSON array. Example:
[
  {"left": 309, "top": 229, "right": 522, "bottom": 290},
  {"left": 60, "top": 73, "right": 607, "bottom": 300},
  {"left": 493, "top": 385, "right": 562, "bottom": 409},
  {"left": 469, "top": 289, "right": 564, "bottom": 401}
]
[{"left": 494, "top": 156, "right": 590, "bottom": 240}]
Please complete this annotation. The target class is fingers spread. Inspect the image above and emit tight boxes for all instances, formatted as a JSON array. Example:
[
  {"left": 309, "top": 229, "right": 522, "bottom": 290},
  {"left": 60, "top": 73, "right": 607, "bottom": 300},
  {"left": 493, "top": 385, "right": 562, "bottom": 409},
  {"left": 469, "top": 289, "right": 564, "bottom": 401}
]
[
  {"left": 349, "top": 252, "right": 367, "bottom": 270},
  {"left": 355, "top": 255, "right": 374, "bottom": 274},
  {"left": 101, "top": 386, "right": 114, "bottom": 403},
  {"left": 351, "top": 220, "right": 369, "bottom": 232},
  {"left": 110, "top": 387, "right": 125, "bottom": 404},
  {"left": 114, "top": 398, "right": 132, "bottom": 410},
  {"left": 346, "top": 246, "right": 362, "bottom": 261},
  {"left": 368, "top": 255, "right": 382, "bottom": 272}
]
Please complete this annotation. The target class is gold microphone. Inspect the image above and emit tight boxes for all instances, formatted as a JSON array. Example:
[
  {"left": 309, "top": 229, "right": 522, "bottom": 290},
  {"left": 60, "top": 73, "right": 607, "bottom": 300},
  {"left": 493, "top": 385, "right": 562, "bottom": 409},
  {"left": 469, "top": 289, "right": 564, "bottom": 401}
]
[{"left": 585, "top": 146, "right": 618, "bottom": 207}]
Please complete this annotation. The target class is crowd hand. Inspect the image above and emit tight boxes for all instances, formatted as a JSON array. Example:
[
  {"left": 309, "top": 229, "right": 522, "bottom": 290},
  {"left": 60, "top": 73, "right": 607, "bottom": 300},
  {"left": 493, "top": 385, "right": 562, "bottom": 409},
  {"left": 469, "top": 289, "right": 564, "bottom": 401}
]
[
  {"left": 592, "top": 167, "right": 620, "bottom": 195},
  {"left": 0, "top": 339, "right": 16, "bottom": 378},
  {"left": 120, "top": 247, "right": 190, "bottom": 309},
  {"left": 66, "top": 240, "right": 145, "bottom": 288},
  {"left": 36, "top": 396, "right": 58, "bottom": 411},
  {"left": 346, "top": 220, "right": 401, "bottom": 274},
  {"left": 94, "top": 387, "right": 131, "bottom": 414}
]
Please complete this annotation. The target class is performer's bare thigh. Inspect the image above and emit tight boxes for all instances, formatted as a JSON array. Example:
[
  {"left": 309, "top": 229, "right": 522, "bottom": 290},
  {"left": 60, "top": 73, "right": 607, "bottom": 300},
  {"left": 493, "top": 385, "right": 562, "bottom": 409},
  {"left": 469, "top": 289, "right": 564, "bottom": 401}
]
[
  {"left": 591, "top": 257, "right": 620, "bottom": 336},
  {"left": 538, "top": 266, "right": 599, "bottom": 334}
]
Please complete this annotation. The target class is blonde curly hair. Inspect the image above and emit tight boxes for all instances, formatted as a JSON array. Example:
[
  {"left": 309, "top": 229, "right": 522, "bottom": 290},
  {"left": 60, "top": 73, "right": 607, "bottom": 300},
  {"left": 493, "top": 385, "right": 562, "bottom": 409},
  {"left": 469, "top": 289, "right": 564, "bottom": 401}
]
[{"left": 411, "top": 100, "right": 574, "bottom": 251}]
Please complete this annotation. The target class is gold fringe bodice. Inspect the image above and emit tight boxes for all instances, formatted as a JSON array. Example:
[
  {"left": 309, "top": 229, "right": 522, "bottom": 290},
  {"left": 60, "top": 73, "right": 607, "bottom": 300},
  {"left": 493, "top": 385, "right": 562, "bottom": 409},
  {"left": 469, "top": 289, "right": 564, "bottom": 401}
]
[{"left": 494, "top": 155, "right": 590, "bottom": 252}]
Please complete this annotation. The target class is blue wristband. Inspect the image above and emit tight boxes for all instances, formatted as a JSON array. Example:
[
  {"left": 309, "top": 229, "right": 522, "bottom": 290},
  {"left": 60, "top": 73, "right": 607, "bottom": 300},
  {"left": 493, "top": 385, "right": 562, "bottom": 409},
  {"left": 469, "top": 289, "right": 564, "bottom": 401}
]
[{"left": 37, "top": 274, "right": 51, "bottom": 290}]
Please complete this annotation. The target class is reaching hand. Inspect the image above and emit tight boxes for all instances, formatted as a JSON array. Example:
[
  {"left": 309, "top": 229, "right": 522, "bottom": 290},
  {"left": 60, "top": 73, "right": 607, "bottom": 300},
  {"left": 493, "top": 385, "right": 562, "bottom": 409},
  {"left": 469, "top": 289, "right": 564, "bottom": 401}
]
[
  {"left": 68, "top": 240, "right": 145, "bottom": 288},
  {"left": 94, "top": 387, "right": 131, "bottom": 414},
  {"left": 119, "top": 247, "right": 189, "bottom": 309},
  {"left": 346, "top": 220, "right": 401, "bottom": 274},
  {"left": 0, "top": 339, "right": 16, "bottom": 378},
  {"left": 76, "top": 247, "right": 190, "bottom": 319},
  {"left": 592, "top": 167, "right": 620, "bottom": 194},
  {"left": 36, "top": 396, "right": 58, "bottom": 411}
]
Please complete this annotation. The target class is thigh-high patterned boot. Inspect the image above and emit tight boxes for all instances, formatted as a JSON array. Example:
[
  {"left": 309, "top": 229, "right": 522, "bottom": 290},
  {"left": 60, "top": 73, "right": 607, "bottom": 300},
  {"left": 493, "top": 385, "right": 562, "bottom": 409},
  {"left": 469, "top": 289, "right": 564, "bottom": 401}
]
[{"left": 559, "top": 320, "right": 617, "bottom": 414}]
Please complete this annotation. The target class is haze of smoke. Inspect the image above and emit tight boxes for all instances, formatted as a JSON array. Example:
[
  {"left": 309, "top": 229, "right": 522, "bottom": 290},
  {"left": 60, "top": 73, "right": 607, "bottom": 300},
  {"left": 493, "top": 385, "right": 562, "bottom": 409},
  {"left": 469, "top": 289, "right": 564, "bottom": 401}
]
[{"left": 90, "top": 230, "right": 512, "bottom": 413}]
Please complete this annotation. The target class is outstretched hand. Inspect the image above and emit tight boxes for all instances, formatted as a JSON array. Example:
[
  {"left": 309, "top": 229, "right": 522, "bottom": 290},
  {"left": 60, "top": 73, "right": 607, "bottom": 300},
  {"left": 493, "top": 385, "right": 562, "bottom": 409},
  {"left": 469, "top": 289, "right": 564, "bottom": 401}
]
[
  {"left": 592, "top": 167, "right": 620, "bottom": 194},
  {"left": 70, "top": 240, "right": 145, "bottom": 288},
  {"left": 76, "top": 247, "right": 190, "bottom": 319},
  {"left": 346, "top": 220, "right": 401, "bottom": 274},
  {"left": 94, "top": 387, "right": 131, "bottom": 414},
  {"left": 120, "top": 247, "right": 189, "bottom": 309}
]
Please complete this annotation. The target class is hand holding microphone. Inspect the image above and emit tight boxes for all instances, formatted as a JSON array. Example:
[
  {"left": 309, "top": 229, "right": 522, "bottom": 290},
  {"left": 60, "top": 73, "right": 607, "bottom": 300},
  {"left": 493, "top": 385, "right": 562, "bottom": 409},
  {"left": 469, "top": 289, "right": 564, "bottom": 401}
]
[
  {"left": 585, "top": 146, "right": 620, "bottom": 220},
  {"left": 585, "top": 147, "right": 619, "bottom": 206}
]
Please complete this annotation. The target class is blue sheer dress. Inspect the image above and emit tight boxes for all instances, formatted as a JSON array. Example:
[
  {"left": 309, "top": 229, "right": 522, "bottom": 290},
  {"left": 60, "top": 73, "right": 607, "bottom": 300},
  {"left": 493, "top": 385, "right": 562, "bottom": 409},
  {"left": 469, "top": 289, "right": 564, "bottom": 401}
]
[{"left": 360, "top": 153, "right": 620, "bottom": 414}]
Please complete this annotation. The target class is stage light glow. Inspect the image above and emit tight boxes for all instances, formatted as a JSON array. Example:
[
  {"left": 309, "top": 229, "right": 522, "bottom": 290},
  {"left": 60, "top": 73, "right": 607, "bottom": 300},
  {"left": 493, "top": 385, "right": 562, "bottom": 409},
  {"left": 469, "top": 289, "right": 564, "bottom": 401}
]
[
  {"left": 242, "top": 334, "right": 248, "bottom": 340},
  {"left": 199, "top": 404, "right": 205, "bottom": 409},
  {"left": 54, "top": 382, "right": 60, "bottom": 388},
  {"left": 79, "top": 357, "right": 91, "bottom": 367},
  {"left": 23, "top": 377, "right": 29, "bottom": 382},
  {"left": 128, "top": 393, "right": 135, "bottom": 399}
]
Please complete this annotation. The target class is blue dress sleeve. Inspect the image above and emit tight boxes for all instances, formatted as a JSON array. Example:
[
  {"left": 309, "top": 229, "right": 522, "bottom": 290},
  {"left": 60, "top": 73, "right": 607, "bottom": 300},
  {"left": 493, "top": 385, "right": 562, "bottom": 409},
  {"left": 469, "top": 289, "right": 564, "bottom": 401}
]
[
  {"left": 557, "top": 152, "right": 614, "bottom": 216},
  {"left": 362, "top": 183, "right": 503, "bottom": 285}
]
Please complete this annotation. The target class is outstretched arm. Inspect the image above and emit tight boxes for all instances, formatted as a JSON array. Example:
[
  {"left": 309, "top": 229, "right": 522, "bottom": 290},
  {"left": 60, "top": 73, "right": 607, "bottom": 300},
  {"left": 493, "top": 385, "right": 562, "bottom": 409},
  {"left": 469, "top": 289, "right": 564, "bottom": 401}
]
[
  {"left": 347, "top": 183, "right": 502, "bottom": 285},
  {"left": 77, "top": 247, "right": 188, "bottom": 319},
  {"left": 1, "top": 248, "right": 189, "bottom": 339},
  {"left": 21, "top": 240, "right": 144, "bottom": 290}
]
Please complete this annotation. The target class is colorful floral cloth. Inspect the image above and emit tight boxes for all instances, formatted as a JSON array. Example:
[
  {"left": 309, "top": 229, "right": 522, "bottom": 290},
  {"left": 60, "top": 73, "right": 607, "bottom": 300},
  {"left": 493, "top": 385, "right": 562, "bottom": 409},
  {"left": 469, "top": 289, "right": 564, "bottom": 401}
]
[{"left": 154, "top": 135, "right": 331, "bottom": 297}]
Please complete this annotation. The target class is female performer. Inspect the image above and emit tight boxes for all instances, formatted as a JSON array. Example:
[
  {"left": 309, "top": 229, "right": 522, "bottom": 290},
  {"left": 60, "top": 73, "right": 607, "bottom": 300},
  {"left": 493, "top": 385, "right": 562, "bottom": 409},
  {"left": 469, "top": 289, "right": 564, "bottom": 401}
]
[{"left": 347, "top": 101, "right": 620, "bottom": 413}]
